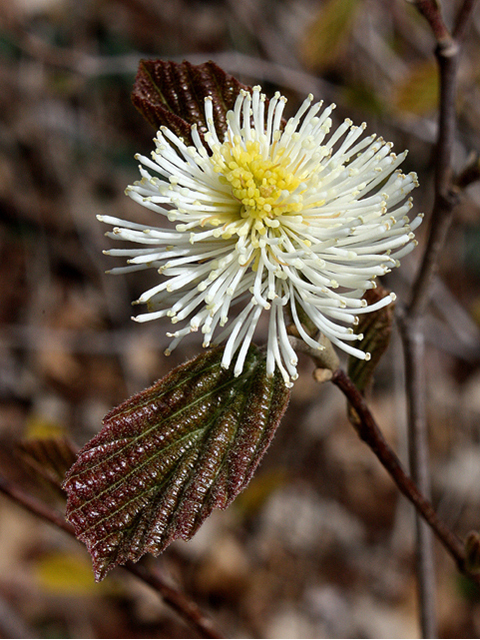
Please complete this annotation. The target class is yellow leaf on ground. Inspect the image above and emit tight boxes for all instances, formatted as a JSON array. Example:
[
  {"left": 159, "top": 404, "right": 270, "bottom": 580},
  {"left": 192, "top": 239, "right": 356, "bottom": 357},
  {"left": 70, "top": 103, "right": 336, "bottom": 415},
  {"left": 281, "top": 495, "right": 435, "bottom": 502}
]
[{"left": 34, "top": 551, "right": 113, "bottom": 595}]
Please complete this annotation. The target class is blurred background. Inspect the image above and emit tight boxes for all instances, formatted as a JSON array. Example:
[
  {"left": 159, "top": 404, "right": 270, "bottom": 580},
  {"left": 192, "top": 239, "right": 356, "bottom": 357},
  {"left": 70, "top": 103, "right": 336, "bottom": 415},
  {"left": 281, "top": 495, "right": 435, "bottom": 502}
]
[{"left": 1, "top": 0, "right": 480, "bottom": 637}]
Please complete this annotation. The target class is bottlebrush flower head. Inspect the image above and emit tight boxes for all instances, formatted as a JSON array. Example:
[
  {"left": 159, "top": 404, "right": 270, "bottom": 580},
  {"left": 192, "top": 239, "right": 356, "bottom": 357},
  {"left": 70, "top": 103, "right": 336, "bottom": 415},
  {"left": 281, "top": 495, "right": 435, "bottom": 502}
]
[{"left": 99, "top": 86, "right": 422, "bottom": 386}]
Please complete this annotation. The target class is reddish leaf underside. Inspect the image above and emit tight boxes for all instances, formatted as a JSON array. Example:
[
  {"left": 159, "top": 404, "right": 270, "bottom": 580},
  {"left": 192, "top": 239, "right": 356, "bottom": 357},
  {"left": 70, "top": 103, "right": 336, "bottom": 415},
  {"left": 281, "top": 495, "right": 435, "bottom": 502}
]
[
  {"left": 63, "top": 346, "right": 290, "bottom": 581},
  {"left": 347, "top": 286, "right": 395, "bottom": 394},
  {"left": 131, "top": 59, "right": 250, "bottom": 142}
]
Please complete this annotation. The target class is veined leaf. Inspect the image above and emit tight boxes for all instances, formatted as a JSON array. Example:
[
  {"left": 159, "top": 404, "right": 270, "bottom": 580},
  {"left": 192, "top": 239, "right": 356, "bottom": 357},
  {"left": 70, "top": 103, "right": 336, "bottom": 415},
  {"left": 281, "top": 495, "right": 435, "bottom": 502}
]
[
  {"left": 348, "top": 286, "right": 395, "bottom": 394},
  {"left": 63, "top": 346, "right": 290, "bottom": 581},
  {"left": 131, "top": 59, "right": 249, "bottom": 142}
]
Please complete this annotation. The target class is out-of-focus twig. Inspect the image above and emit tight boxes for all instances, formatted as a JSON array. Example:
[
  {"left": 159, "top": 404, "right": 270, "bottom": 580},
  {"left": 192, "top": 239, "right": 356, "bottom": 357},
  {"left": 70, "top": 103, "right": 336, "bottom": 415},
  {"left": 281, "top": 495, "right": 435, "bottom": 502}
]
[
  {"left": 13, "top": 30, "right": 335, "bottom": 100},
  {"left": 413, "top": 0, "right": 452, "bottom": 46},
  {"left": 408, "top": 14, "right": 461, "bottom": 317},
  {"left": 454, "top": 0, "right": 478, "bottom": 40},
  {"left": 399, "top": 315, "right": 437, "bottom": 638},
  {"left": 8, "top": 31, "right": 442, "bottom": 146},
  {"left": 409, "top": 0, "right": 478, "bottom": 253},
  {"left": 0, "top": 595, "right": 34, "bottom": 640},
  {"left": 0, "top": 475, "right": 223, "bottom": 640},
  {"left": 400, "top": 1, "right": 478, "bottom": 637},
  {"left": 455, "top": 152, "right": 480, "bottom": 189},
  {"left": 225, "top": 0, "right": 299, "bottom": 69},
  {"left": 125, "top": 562, "right": 223, "bottom": 640}
]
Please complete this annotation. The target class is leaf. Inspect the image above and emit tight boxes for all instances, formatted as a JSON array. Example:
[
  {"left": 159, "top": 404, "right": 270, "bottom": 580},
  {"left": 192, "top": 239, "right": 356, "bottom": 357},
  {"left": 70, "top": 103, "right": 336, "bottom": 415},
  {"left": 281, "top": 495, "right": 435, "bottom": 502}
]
[
  {"left": 17, "top": 437, "right": 78, "bottom": 493},
  {"left": 394, "top": 60, "right": 439, "bottom": 116},
  {"left": 34, "top": 551, "right": 107, "bottom": 595},
  {"left": 301, "top": 0, "right": 360, "bottom": 71},
  {"left": 347, "top": 286, "right": 395, "bottom": 395},
  {"left": 131, "top": 59, "right": 249, "bottom": 142},
  {"left": 63, "top": 346, "right": 290, "bottom": 581}
]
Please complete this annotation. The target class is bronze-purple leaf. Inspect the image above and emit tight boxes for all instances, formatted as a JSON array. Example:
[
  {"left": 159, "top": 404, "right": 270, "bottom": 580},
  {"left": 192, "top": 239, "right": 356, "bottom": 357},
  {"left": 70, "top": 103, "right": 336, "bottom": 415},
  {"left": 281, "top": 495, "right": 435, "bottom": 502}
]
[
  {"left": 131, "top": 59, "right": 249, "bottom": 143},
  {"left": 17, "top": 437, "right": 78, "bottom": 493},
  {"left": 63, "top": 346, "right": 290, "bottom": 581},
  {"left": 348, "top": 286, "right": 395, "bottom": 394}
]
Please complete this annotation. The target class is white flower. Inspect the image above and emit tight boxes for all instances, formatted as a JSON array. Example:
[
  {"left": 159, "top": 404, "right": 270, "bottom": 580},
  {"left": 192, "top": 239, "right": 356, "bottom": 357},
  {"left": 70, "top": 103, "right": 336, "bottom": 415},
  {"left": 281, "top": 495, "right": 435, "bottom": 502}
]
[{"left": 99, "top": 86, "right": 422, "bottom": 387}]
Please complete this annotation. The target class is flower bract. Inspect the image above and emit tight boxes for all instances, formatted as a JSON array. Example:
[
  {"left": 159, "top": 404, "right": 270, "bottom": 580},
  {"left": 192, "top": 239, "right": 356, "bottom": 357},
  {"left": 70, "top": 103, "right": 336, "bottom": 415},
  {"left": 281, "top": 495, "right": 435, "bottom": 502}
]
[{"left": 99, "top": 86, "right": 422, "bottom": 386}]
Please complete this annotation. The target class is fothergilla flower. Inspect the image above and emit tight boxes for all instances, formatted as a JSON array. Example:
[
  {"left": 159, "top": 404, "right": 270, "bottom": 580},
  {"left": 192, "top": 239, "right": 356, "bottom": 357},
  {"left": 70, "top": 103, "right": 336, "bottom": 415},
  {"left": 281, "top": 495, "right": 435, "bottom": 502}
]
[{"left": 99, "top": 86, "right": 422, "bottom": 386}]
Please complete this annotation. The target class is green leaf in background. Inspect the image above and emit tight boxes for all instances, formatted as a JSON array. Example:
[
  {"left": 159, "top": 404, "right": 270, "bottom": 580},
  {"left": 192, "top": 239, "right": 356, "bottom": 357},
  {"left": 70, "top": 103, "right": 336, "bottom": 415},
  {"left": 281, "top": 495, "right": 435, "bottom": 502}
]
[
  {"left": 301, "top": 0, "right": 360, "bottom": 71},
  {"left": 347, "top": 286, "right": 395, "bottom": 395},
  {"left": 131, "top": 59, "right": 249, "bottom": 142},
  {"left": 393, "top": 59, "right": 439, "bottom": 116},
  {"left": 63, "top": 346, "right": 290, "bottom": 581}
]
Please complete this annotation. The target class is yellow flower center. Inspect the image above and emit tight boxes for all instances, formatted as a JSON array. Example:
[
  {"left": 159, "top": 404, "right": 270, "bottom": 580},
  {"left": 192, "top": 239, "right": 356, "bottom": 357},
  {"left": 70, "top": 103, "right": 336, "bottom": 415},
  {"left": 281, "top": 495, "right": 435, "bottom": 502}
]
[{"left": 211, "top": 137, "right": 304, "bottom": 235}]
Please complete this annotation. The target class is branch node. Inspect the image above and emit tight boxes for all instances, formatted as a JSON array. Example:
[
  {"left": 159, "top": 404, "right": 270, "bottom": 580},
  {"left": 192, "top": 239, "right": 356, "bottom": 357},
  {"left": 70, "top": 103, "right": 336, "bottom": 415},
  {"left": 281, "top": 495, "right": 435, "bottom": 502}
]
[
  {"left": 313, "top": 368, "right": 333, "bottom": 383},
  {"left": 435, "top": 39, "right": 459, "bottom": 58}
]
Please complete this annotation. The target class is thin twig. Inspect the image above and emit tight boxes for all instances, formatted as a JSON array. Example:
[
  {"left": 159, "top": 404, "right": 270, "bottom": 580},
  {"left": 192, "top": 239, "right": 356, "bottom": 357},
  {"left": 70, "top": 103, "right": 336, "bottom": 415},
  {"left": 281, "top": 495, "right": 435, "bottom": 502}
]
[
  {"left": 413, "top": 1, "right": 452, "bottom": 45},
  {"left": 399, "top": 318, "right": 437, "bottom": 638},
  {"left": 0, "top": 475, "right": 72, "bottom": 534},
  {"left": 329, "top": 369, "right": 470, "bottom": 576},
  {"left": 408, "top": 0, "right": 478, "bottom": 316},
  {"left": 407, "top": 45, "right": 459, "bottom": 317},
  {"left": 0, "top": 475, "right": 223, "bottom": 640},
  {"left": 400, "top": 1, "right": 477, "bottom": 636},
  {"left": 454, "top": 0, "right": 477, "bottom": 40},
  {"left": 125, "top": 563, "right": 223, "bottom": 640}
]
